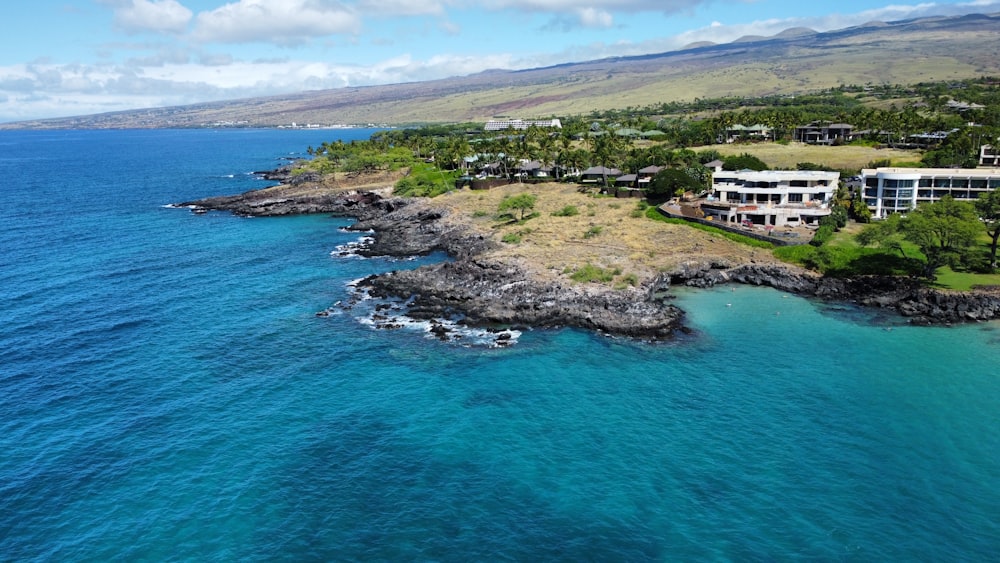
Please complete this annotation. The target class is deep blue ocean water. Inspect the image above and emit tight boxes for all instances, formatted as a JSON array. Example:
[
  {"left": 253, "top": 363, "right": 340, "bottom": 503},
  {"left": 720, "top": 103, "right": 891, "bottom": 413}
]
[{"left": 1, "top": 129, "right": 998, "bottom": 561}]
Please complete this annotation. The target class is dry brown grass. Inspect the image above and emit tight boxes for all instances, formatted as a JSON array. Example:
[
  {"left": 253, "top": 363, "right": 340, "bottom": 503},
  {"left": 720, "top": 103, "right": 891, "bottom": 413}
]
[{"left": 433, "top": 182, "right": 780, "bottom": 286}]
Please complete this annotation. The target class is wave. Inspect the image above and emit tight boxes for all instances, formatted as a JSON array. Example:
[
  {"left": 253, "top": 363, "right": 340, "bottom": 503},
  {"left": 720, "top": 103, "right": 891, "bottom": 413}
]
[{"left": 337, "top": 285, "right": 519, "bottom": 347}]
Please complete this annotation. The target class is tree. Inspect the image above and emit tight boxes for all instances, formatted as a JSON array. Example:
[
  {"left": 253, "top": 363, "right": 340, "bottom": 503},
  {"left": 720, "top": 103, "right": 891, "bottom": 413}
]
[
  {"left": 722, "top": 153, "right": 768, "bottom": 171},
  {"left": 901, "top": 196, "right": 983, "bottom": 278},
  {"left": 646, "top": 168, "right": 703, "bottom": 200},
  {"left": 498, "top": 193, "right": 538, "bottom": 221},
  {"left": 976, "top": 189, "right": 1000, "bottom": 270}
]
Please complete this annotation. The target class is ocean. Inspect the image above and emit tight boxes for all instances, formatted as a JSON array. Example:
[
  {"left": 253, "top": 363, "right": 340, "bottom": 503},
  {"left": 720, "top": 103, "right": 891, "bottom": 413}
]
[{"left": 1, "top": 129, "right": 998, "bottom": 561}]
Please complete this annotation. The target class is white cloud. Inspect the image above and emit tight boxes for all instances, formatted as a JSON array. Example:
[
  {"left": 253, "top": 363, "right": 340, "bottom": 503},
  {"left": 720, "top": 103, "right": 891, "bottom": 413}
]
[
  {"left": 191, "top": 0, "right": 361, "bottom": 45},
  {"left": 577, "top": 7, "right": 615, "bottom": 28},
  {"left": 111, "top": 0, "right": 194, "bottom": 34},
  {"left": 356, "top": 0, "right": 446, "bottom": 16}
]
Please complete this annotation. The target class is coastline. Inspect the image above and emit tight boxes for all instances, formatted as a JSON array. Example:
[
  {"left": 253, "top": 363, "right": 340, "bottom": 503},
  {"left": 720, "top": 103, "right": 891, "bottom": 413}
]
[{"left": 181, "top": 178, "right": 1000, "bottom": 337}]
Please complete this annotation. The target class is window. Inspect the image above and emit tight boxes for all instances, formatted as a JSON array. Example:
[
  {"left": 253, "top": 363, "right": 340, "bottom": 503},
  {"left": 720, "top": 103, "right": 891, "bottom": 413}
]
[{"left": 788, "top": 193, "right": 803, "bottom": 203}]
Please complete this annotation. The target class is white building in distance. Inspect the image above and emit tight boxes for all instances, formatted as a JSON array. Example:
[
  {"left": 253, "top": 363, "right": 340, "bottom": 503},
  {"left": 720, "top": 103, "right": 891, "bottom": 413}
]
[
  {"left": 484, "top": 119, "right": 562, "bottom": 132},
  {"left": 861, "top": 167, "right": 1000, "bottom": 218},
  {"left": 702, "top": 170, "right": 840, "bottom": 227}
]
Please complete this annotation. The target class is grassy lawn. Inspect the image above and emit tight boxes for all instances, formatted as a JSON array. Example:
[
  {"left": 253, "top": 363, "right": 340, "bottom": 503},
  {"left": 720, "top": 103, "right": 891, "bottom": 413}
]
[
  {"left": 931, "top": 268, "right": 1000, "bottom": 291},
  {"left": 707, "top": 141, "right": 920, "bottom": 171}
]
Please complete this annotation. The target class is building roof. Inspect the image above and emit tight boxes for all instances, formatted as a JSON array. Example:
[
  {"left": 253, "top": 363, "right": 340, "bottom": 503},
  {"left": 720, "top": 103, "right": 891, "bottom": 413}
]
[
  {"left": 582, "top": 166, "right": 622, "bottom": 176},
  {"left": 862, "top": 167, "right": 1000, "bottom": 177},
  {"left": 639, "top": 165, "right": 664, "bottom": 174}
]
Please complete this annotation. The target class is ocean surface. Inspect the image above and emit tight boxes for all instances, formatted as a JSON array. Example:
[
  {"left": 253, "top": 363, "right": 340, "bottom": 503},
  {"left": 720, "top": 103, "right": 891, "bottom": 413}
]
[{"left": 1, "top": 129, "right": 998, "bottom": 561}]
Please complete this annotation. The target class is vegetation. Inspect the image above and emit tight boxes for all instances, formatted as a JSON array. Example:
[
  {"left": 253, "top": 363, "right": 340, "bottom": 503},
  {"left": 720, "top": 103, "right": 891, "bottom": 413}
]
[
  {"left": 395, "top": 163, "right": 459, "bottom": 197},
  {"left": 976, "top": 190, "right": 1000, "bottom": 271},
  {"left": 552, "top": 205, "right": 580, "bottom": 217},
  {"left": 647, "top": 168, "right": 706, "bottom": 200},
  {"left": 569, "top": 263, "right": 621, "bottom": 283},
  {"left": 497, "top": 193, "right": 538, "bottom": 222}
]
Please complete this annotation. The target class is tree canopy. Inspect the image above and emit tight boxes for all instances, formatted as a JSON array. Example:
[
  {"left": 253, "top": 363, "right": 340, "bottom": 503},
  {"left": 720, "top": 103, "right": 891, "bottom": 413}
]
[
  {"left": 902, "top": 196, "right": 982, "bottom": 277},
  {"left": 646, "top": 168, "right": 704, "bottom": 199},
  {"left": 975, "top": 189, "right": 1000, "bottom": 270},
  {"left": 498, "top": 193, "right": 538, "bottom": 221}
]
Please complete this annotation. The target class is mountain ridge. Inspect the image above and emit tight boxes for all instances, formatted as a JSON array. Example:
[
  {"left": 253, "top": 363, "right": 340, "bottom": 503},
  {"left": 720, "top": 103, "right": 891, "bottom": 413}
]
[{"left": 4, "top": 12, "right": 999, "bottom": 130}]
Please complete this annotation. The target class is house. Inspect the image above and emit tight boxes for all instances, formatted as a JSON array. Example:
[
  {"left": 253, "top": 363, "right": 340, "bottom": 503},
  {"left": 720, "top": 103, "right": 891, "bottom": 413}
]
[
  {"left": 794, "top": 122, "right": 854, "bottom": 145},
  {"left": 861, "top": 167, "right": 1000, "bottom": 218},
  {"left": 580, "top": 166, "right": 622, "bottom": 184},
  {"left": 981, "top": 145, "right": 1000, "bottom": 167},
  {"left": 724, "top": 124, "right": 772, "bottom": 143},
  {"left": 614, "top": 174, "right": 638, "bottom": 187},
  {"left": 484, "top": 118, "right": 562, "bottom": 132},
  {"left": 637, "top": 165, "right": 664, "bottom": 189},
  {"left": 701, "top": 170, "right": 840, "bottom": 227}
]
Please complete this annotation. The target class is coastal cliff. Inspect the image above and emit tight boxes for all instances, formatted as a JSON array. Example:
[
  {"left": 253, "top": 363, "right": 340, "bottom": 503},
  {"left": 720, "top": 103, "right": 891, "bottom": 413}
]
[{"left": 183, "top": 187, "right": 1000, "bottom": 336}]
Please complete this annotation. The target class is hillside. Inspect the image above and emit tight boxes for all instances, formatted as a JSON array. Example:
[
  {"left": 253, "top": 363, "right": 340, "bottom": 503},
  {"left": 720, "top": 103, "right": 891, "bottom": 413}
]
[{"left": 5, "top": 12, "right": 1000, "bottom": 129}]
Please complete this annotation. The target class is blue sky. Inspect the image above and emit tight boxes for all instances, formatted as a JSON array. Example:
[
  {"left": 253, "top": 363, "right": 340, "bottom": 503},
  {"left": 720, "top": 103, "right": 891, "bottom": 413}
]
[{"left": 1, "top": 0, "right": 998, "bottom": 122}]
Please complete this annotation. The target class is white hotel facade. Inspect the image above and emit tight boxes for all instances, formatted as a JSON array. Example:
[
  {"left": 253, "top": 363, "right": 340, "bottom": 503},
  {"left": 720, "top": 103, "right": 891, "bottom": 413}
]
[
  {"left": 702, "top": 170, "right": 840, "bottom": 227},
  {"left": 861, "top": 167, "right": 1000, "bottom": 218}
]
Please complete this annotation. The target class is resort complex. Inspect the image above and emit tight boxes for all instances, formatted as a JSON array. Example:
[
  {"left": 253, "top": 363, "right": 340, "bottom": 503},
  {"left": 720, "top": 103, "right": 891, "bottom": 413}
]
[{"left": 861, "top": 167, "right": 1000, "bottom": 218}]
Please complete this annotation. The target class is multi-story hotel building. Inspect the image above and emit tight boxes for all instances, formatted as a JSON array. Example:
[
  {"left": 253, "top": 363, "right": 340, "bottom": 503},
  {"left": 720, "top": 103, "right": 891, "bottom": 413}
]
[
  {"left": 701, "top": 170, "right": 840, "bottom": 227},
  {"left": 861, "top": 167, "right": 1000, "bottom": 218}
]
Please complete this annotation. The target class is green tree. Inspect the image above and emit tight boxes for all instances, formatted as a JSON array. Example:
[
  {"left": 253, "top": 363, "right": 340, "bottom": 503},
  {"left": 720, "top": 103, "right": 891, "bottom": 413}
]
[
  {"left": 975, "top": 189, "right": 1000, "bottom": 270},
  {"left": 647, "top": 168, "right": 703, "bottom": 200},
  {"left": 901, "top": 196, "right": 983, "bottom": 278},
  {"left": 722, "top": 153, "right": 768, "bottom": 171},
  {"left": 498, "top": 193, "right": 538, "bottom": 221}
]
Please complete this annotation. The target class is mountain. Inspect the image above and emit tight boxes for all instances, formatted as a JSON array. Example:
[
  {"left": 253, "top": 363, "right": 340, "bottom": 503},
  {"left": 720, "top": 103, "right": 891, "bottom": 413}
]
[{"left": 5, "top": 12, "right": 1000, "bottom": 129}]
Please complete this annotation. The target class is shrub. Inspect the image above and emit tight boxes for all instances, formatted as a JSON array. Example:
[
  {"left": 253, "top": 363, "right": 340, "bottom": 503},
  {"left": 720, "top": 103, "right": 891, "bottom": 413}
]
[
  {"left": 552, "top": 205, "right": 579, "bottom": 217},
  {"left": 501, "top": 232, "right": 522, "bottom": 244},
  {"left": 810, "top": 224, "right": 835, "bottom": 246},
  {"left": 570, "top": 263, "right": 620, "bottom": 283},
  {"left": 584, "top": 226, "right": 603, "bottom": 238}
]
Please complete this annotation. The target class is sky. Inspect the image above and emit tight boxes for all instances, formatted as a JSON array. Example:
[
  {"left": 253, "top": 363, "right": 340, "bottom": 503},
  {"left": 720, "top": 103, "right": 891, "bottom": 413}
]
[{"left": 1, "top": 0, "right": 999, "bottom": 122}]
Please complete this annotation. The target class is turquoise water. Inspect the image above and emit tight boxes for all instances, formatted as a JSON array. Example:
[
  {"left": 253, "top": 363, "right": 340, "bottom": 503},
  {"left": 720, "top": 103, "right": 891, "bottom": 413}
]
[{"left": 1, "top": 130, "right": 998, "bottom": 560}]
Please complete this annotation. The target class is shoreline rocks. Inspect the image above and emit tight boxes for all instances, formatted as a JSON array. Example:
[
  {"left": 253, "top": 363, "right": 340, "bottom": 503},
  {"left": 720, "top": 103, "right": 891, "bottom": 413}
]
[{"left": 182, "top": 187, "right": 1000, "bottom": 336}]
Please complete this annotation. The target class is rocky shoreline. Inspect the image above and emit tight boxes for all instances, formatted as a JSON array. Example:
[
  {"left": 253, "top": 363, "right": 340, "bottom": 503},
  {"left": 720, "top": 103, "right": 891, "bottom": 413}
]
[{"left": 182, "top": 188, "right": 1000, "bottom": 338}]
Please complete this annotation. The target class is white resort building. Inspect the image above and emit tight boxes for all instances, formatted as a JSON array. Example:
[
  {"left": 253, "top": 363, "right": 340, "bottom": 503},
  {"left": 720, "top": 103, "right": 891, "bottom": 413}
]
[
  {"left": 701, "top": 170, "right": 840, "bottom": 227},
  {"left": 861, "top": 167, "right": 1000, "bottom": 218},
  {"left": 483, "top": 119, "right": 562, "bottom": 132}
]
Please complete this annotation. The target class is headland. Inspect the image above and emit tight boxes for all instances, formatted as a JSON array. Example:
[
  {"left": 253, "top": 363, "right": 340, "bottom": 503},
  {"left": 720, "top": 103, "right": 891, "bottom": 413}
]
[{"left": 180, "top": 175, "right": 1000, "bottom": 338}]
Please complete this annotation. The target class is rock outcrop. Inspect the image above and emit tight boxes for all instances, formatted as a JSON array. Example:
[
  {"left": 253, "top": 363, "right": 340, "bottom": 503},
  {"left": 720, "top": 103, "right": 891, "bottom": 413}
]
[{"left": 362, "top": 258, "right": 686, "bottom": 339}]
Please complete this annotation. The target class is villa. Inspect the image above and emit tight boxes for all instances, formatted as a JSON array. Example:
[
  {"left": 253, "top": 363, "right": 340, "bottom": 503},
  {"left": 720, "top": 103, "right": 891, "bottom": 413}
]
[
  {"left": 861, "top": 167, "right": 1000, "bottom": 218},
  {"left": 793, "top": 122, "right": 855, "bottom": 145},
  {"left": 701, "top": 170, "right": 840, "bottom": 227}
]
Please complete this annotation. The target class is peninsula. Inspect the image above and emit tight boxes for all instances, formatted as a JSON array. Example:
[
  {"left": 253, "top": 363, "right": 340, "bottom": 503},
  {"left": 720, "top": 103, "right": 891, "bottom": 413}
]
[{"left": 181, "top": 169, "right": 1000, "bottom": 339}]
